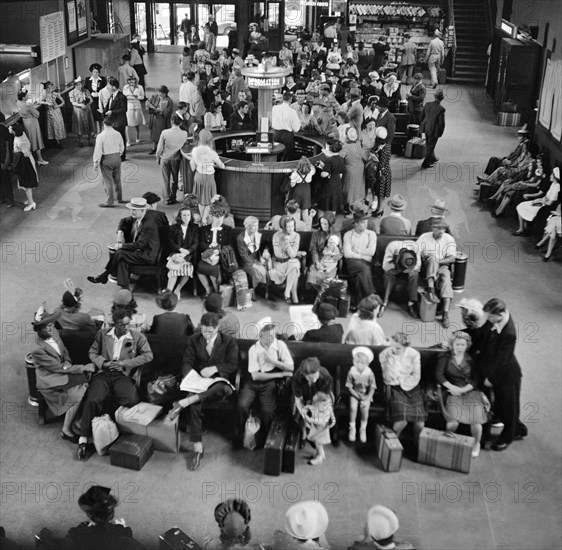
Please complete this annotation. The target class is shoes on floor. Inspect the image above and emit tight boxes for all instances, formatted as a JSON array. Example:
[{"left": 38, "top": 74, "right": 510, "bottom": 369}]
[
  {"left": 37, "top": 160, "right": 49, "bottom": 166},
  {"left": 99, "top": 203, "right": 115, "bottom": 208},
  {"left": 76, "top": 443, "right": 91, "bottom": 461},
  {"left": 87, "top": 275, "right": 107, "bottom": 285},
  {"left": 349, "top": 425, "right": 356, "bottom": 443},
  {"left": 308, "top": 454, "right": 325, "bottom": 465},
  {"left": 491, "top": 441, "right": 510, "bottom": 451},
  {"left": 407, "top": 304, "right": 420, "bottom": 319},
  {"left": 23, "top": 202, "right": 37, "bottom": 211},
  {"left": 512, "top": 230, "right": 526, "bottom": 236},
  {"left": 61, "top": 431, "right": 79, "bottom": 444}
]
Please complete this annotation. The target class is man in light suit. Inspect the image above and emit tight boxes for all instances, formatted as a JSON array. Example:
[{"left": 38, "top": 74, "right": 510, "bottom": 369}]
[
  {"left": 104, "top": 77, "right": 128, "bottom": 160},
  {"left": 169, "top": 313, "right": 239, "bottom": 470},
  {"left": 88, "top": 197, "right": 161, "bottom": 289},
  {"left": 347, "top": 87, "right": 364, "bottom": 132},
  {"left": 420, "top": 89, "right": 445, "bottom": 168},
  {"left": 77, "top": 309, "right": 153, "bottom": 460},
  {"left": 399, "top": 33, "right": 417, "bottom": 84}
]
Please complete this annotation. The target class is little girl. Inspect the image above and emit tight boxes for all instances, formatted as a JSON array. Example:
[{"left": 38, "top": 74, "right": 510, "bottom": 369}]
[
  {"left": 288, "top": 156, "right": 316, "bottom": 224},
  {"left": 303, "top": 391, "right": 336, "bottom": 466},
  {"left": 346, "top": 346, "right": 376, "bottom": 443}
]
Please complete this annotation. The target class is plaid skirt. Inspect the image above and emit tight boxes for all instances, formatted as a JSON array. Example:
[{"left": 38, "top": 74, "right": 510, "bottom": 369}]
[{"left": 389, "top": 385, "right": 427, "bottom": 422}]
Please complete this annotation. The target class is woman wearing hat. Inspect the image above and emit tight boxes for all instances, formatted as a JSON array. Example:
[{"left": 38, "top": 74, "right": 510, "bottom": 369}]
[
  {"left": 166, "top": 205, "right": 199, "bottom": 298},
  {"left": 344, "top": 294, "right": 387, "bottom": 346},
  {"left": 84, "top": 63, "right": 107, "bottom": 134},
  {"left": 147, "top": 85, "right": 173, "bottom": 154},
  {"left": 325, "top": 43, "right": 343, "bottom": 72},
  {"left": 317, "top": 139, "right": 345, "bottom": 212},
  {"left": 237, "top": 216, "right": 271, "bottom": 298},
  {"left": 380, "top": 194, "right": 411, "bottom": 234},
  {"left": 105, "top": 289, "right": 148, "bottom": 332},
  {"left": 38, "top": 81, "right": 66, "bottom": 147},
  {"left": 55, "top": 282, "right": 96, "bottom": 331},
  {"left": 436, "top": 331, "right": 489, "bottom": 458},
  {"left": 150, "top": 290, "right": 194, "bottom": 337},
  {"left": 371, "top": 124, "right": 392, "bottom": 217},
  {"left": 303, "top": 303, "right": 344, "bottom": 343},
  {"left": 381, "top": 73, "right": 401, "bottom": 113},
  {"left": 8, "top": 123, "right": 39, "bottom": 211},
  {"left": 350, "top": 505, "right": 414, "bottom": 550},
  {"left": 69, "top": 77, "right": 96, "bottom": 147},
  {"left": 31, "top": 307, "right": 95, "bottom": 443},
  {"left": 204, "top": 499, "right": 256, "bottom": 550},
  {"left": 122, "top": 75, "right": 146, "bottom": 146},
  {"left": 341, "top": 127, "right": 368, "bottom": 210},
  {"left": 16, "top": 89, "right": 48, "bottom": 165},
  {"left": 201, "top": 292, "right": 241, "bottom": 338},
  {"left": 269, "top": 215, "right": 302, "bottom": 304},
  {"left": 380, "top": 332, "right": 426, "bottom": 442},
  {"left": 272, "top": 501, "right": 330, "bottom": 549},
  {"left": 307, "top": 212, "right": 341, "bottom": 287}
]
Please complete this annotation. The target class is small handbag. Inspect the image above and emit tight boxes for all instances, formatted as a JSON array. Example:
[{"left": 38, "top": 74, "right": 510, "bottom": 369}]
[{"left": 147, "top": 374, "right": 179, "bottom": 406}]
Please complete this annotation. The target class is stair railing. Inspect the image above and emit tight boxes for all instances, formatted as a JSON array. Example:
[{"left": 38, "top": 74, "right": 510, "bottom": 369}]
[{"left": 448, "top": 0, "right": 457, "bottom": 78}]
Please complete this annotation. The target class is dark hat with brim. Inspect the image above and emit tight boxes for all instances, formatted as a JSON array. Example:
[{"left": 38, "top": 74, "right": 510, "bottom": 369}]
[
  {"left": 32, "top": 306, "right": 61, "bottom": 329},
  {"left": 396, "top": 249, "right": 417, "bottom": 271},
  {"left": 205, "top": 292, "right": 223, "bottom": 313},
  {"left": 317, "top": 303, "right": 338, "bottom": 322},
  {"left": 142, "top": 192, "right": 161, "bottom": 205},
  {"left": 156, "top": 290, "right": 178, "bottom": 311},
  {"left": 353, "top": 212, "right": 371, "bottom": 223},
  {"left": 62, "top": 291, "right": 78, "bottom": 308}
]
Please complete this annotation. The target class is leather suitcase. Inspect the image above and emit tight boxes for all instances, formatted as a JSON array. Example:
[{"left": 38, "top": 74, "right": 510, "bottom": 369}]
[
  {"left": 376, "top": 426, "right": 403, "bottom": 472},
  {"left": 110, "top": 434, "right": 153, "bottom": 471},
  {"left": 159, "top": 527, "right": 202, "bottom": 549},
  {"left": 417, "top": 290, "right": 437, "bottom": 322},
  {"left": 418, "top": 427, "right": 474, "bottom": 474},
  {"left": 282, "top": 426, "right": 300, "bottom": 473},
  {"left": 324, "top": 295, "right": 339, "bottom": 311},
  {"left": 264, "top": 417, "right": 287, "bottom": 476},
  {"left": 405, "top": 138, "right": 425, "bottom": 159},
  {"left": 338, "top": 293, "right": 350, "bottom": 317}
]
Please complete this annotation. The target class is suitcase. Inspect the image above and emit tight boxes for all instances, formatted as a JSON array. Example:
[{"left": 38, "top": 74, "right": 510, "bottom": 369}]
[
  {"left": 324, "top": 295, "right": 339, "bottom": 311},
  {"left": 232, "top": 269, "right": 252, "bottom": 311},
  {"left": 376, "top": 425, "right": 403, "bottom": 472},
  {"left": 264, "top": 417, "right": 287, "bottom": 476},
  {"left": 407, "top": 124, "right": 420, "bottom": 139},
  {"left": 109, "top": 434, "right": 153, "bottom": 471},
  {"left": 219, "top": 283, "right": 234, "bottom": 307},
  {"left": 159, "top": 527, "right": 203, "bottom": 550},
  {"left": 497, "top": 112, "right": 522, "bottom": 127},
  {"left": 405, "top": 138, "right": 425, "bottom": 159},
  {"left": 337, "top": 293, "right": 351, "bottom": 317},
  {"left": 418, "top": 427, "right": 474, "bottom": 474},
  {"left": 417, "top": 289, "right": 437, "bottom": 322},
  {"left": 438, "top": 68, "right": 446, "bottom": 84},
  {"left": 282, "top": 426, "right": 300, "bottom": 473}
]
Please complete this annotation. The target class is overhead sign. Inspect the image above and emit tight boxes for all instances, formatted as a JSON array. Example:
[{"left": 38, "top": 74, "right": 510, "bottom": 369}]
[
  {"left": 500, "top": 19, "right": 518, "bottom": 39},
  {"left": 247, "top": 76, "right": 286, "bottom": 88}
]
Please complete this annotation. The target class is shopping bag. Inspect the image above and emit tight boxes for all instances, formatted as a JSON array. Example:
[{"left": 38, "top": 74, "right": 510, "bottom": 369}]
[{"left": 92, "top": 414, "right": 119, "bottom": 455}]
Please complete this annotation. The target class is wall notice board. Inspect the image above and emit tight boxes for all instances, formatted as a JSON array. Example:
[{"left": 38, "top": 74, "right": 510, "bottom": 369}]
[
  {"left": 66, "top": 0, "right": 89, "bottom": 46},
  {"left": 39, "top": 12, "right": 66, "bottom": 63}
]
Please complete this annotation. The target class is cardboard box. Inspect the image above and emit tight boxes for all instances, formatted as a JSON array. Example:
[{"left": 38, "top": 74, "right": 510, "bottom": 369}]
[
  {"left": 497, "top": 112, "right": 522, "bottom": 127},
  {"left": 110, "top": 434, "right": 153, "bottom": 471},
  {"left": 418, "top": 289, "right": 437, "bottom": 322},
  {"left": 116, "top": 412, "right": 180, "bottom": 454},
  {"left": 375, "top": 425, "right": 403, "bottom": 472},
  {"left": 418, "top": 427, "right": 475, "bottom": 474},
  {"left": 115, "top": 402, "right": 163, "bottom": 426}
]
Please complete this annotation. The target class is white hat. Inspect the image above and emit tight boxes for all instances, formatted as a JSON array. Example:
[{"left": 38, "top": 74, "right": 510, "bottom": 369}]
[
  {"left": 346, "top": 127, "right": 358, "bottom": 142},
  {"left": 367, "top": 505, "right": 399, "bottom": 542},
  {"left": 553, "top": 167, "right": 560, "bottom": 180},
  {"left": 284, "top": 501, "right": 329, "bottom": 542},
  {"left": 352, "top": 346, "right": 374, "bottom": 364},
  {"left": 126, "top": 197, "right": 148, "bottom": 210},
  {"left": 457, "top": 298, "right": 484, "bottom": 315},
  {"left": 375, "top": 127, "right": 388, "bottom": 140}
]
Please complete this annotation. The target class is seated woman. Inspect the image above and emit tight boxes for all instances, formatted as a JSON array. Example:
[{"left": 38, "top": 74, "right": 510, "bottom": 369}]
[
  {"left": 236, "top": 216, "right": 271, "bottom": 298},
  {"left": 340, "top": 58, "right": 360, "bottom": 80},
  {"left": 513, "top": 167, "right": 560, "bottom": 236},
  {"left": 302, "top": 303, "right": 344, "bottom": 343},
  {"left": 536, "top": 204, "right": 561, "bottom": 262},
  {"left": 203, "top": 499, "right": 257, "bottom": 550},
  {"left": 307, "top": 212, "right": 339, "bottom": 290},
  {"left": 166, "top": 205, "right": 199, "bottom": 299},
  {"left": 269, "top": 216, "right": 301, "bottom": 304},
  {"left": 104, "top": 289, "right": 148, "bottom": 332},
  {"left": 197, "top": 203, "right": 233, "bottom": 296},
  {"left": 350, "top": 505, "right": 415, "bottom": 550},
  {"left": 204, "top": 101, "right": 227, "bottom": 132},
  {"left": 489, "top": 157, "right": 546, "bottom": 217},
  {"left": 149, "top": 290, "right": 194, "bottom": 337},
  {"left": 272, "top": 501, "right": 330, "bottom": 550},
  {"left": 31, "top": 307, "right": 94, "bottom": 442},
  {"left": 292, "top": 357, "right": 334, "bottom": 466},
  {"left": 343, "top": 294, "right": 387, "bottom": 346},
  {"left": 55, "top": 284, "right": 97, "bottom": 331},
  {"left": 307, "top": 234, "right": 342, "bottom": 290},
  {"left": 39, "top": 485, "right": 143, "bottom": 550},
  {"left": 210, "top": 195, "right": 235, "bottom": 227},
  {"left": 379, "top": 332, "right": 426, "bottom": 441},
  {"left": 436, "top": 332, "right": 489, "bottom": 458},
  {"left": 288, "top": 157, "right": 316, "bottom": 224}
]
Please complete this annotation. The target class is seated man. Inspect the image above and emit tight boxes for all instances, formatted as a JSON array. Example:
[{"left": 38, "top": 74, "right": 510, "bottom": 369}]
[
  {"left": 170, "top": 313, "right": 238, "bottom": 471},
  {"left": 380, "top": 240, "right": 421, "bottom": 319},
  {"left": 267, "top": 199, "right": 310, "bottom": 231},
  {"left": 87, "top": 197, "right": 161, "bottom": 289},
  {"left": 484, "top": 128, "right": 529, "bottom": 175},
  {"left": 415, "top": 199, "right": 451, "bottom": 236},
  {"left": 343, "top": 212, "right": 377, "bottom": 311},
  {"left": 78, "top": 309, "right": 153, "bottom": 460},
  {"left": 236, "top": 324, "right": 294, "bottom": 447},
  {"left": 416, "top": 219, "right": 457, "bottom": 328}
]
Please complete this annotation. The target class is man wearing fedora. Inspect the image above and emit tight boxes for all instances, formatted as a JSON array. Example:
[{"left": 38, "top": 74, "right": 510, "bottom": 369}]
[
  {"left": 420, "top": 88, "right": 445, "bottom": 169},
  {"left": 374, "top": 96, "right": 396, "bottom": 144},
  {"left": 347, "top": 88, "right": 364, "bottom": 132},
  {"left": 343, "top": 212, "right": 377, "bottom": 310},
  {"left": 415, "top": 199, "right": 451, "bottom": 235},
  {"left": 87, "top": 197, "right": 161, "bottom": 289},
  {"left": 93, "top": 117, "right": 124, "bottom": 208},
  {"left": 380, "top": 240, "right": 421, "bottom": 318},
  {"left": 380, "top": 194, "right": 412, "bottom": 235},
  {"left": 76, "top": 308, "right": 153, "bottom": 460},
  {"left": 416, "top": 219, "right": 457, "bottom": 327},
  {"left": 406, "top": 72, "right": 426, "bottom": 125}
]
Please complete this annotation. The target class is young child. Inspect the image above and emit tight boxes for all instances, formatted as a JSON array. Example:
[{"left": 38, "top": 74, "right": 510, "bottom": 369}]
[
  {"left": 303, "top": 391, "right": 336, "bottom": 466},
  {"left": 346, "top": 346, "right": 376, "bottom": 443},
  {"left": 288, "top": 156, "right": 315, "bottom": 224}
]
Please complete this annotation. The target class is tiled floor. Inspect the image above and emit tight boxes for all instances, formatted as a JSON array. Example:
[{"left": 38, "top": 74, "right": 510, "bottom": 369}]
[{"left": 0, "top": 53, "right": 560, "bottom": 549}]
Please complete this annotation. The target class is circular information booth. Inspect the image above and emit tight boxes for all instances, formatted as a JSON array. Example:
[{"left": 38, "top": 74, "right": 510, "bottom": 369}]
[{"left": 241, "top": 65, "right": 292, "bottom": 122}]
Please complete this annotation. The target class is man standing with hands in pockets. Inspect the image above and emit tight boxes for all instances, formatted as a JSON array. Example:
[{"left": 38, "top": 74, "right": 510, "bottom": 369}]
[{"left": 93, "top": 117, "right": 124, "bottom": 208}]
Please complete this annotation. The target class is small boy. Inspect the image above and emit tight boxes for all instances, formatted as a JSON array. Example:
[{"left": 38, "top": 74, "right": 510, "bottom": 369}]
[{"left": 346, "top": 346, "right": 376, "bottom": 443}]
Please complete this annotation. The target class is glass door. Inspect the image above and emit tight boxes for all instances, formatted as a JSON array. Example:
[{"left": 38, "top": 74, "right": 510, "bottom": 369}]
[
  {"left": 212, "top": 4, "right": 236, "bottom": 49},
  {"left": 154, "top": 2, "right": 173, "bottom": 45},
  {"left": 266, "top": 1, "right": 283, "bottom": 51},
  {"left": 174, "top": 4, "right": 192, "bottom": 45},
  {"left": 133, "top": 3, "right": 150, "bottom": 50}
]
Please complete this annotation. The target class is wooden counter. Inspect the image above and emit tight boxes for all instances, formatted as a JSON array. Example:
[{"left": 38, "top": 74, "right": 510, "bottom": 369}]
[{"left": 182, "top": 131, "right": 327, "bottom": 223}]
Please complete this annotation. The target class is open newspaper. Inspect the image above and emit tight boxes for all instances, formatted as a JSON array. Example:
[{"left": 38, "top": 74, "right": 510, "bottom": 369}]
[{"left": 180, "top": 369, "right": 235, "bottom": 393}]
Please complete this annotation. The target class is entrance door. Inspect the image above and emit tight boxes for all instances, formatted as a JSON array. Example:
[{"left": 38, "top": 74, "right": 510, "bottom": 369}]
[
  {"left": 174, "top": 4, "right": 192, "bottom": 46},
  {"left": 153, "top": 2, "right": 173, "bottom": 46},
  {"left": 133, "top": 3, "right": 151, "bottom": 50},
  {"left": 266, "top": 1, "right": 282, "bottom": 50}
]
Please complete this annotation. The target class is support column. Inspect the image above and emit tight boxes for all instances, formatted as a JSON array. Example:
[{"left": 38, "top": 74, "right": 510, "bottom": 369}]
[{"left": 238, "top": 0, "right": 250, "bottom": 52}]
